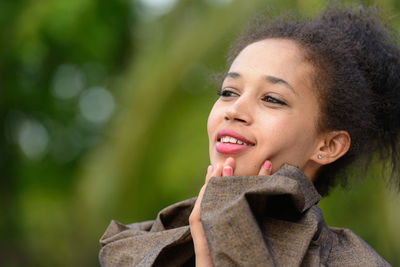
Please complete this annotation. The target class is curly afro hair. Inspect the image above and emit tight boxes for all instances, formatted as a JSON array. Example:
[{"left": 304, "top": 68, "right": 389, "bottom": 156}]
[{"left": 227, "top": 4, "right": 400, "bottom": 196}]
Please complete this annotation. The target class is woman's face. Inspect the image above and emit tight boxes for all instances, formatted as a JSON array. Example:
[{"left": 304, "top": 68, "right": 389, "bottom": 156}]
[{"left": 207, "top": 38, "right": 323, "bottom": 176}]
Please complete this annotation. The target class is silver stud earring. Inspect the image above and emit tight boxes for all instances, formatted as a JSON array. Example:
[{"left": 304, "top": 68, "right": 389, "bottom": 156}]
[{"left": 317, "top": 154, "right": 323, "bottom": 159}]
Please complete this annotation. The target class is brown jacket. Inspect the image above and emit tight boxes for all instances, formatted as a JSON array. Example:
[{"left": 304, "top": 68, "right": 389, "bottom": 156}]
[{"left": 99, "top": 164, "right": 390, "bottom": 266}]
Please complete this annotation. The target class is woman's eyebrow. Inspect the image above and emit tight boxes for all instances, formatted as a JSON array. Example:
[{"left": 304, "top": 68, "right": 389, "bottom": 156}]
[
  {"left": 224, "top": 72, "right": 241, "bottom": 79},
  {"left": 225, "top": 72, "right": 297, "bottom": 95},
  {"left": 264, "top": 75, "right": 297, "bottom": 95}
]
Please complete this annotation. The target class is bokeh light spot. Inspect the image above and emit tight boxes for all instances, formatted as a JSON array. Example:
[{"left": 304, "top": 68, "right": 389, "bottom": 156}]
[
  {"left": 139, "top": 0, "right": 177, "bottom": 16},
  {"left": 17, "top": 119, "right": 49, "bottom": 160},
  {"left": 79, "top": 87, "right": 115, "bottom": 124},
  {"left": 52, "top": 64, "right": 85, "bottom": 99}
]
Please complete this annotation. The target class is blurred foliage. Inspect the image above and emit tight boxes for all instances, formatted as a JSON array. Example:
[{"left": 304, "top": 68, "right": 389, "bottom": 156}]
[{"left": 1, "top": 0, "right": 399, "bottom": 266}]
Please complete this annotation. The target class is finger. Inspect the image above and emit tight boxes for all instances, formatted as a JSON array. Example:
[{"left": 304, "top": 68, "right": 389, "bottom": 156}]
[
  {"left": 190, "top": 164, "right": 220, "bottom": 227},
  {"left": 199, "top": 164, "right": 222, "bottom": 211},
  {"left": 223, "top": 166, "right": 233, "bottom": 176},
  {"left": 224, "top": 157, "right": 235, "bottom": 169},
  {"left": 206, "top": 163, "right": 222, "bottom": 184},
  {"left": 223, "top": 157, "right": 235, "bottom": 176},
  {"left": 258, "top": 160, "right": 272, "bottom": 176},
  {"left": 190, "top": 182, "right": 209, "bottom": 223},
  {"left": 204, "top": 165, "right": 213, "bottom": 183},
  {"left": 212, "top": 163, "right": 223, "bottom": 177},
  {"left": 195, "top": 165, "right": 213, "bottom": 211}
]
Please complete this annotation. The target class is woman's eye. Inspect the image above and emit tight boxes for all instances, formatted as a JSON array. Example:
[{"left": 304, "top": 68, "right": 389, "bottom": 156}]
[
  {"left": 217, "top": 89, "right": 237, "bottom": 98},
  {"left": 263, "top": 95, "right": 287, "bottom": 105}
]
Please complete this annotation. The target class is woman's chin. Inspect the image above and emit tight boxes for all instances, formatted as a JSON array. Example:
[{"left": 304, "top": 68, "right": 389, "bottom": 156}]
[{"left": 231, "top": 165, "right": 259, "bottom": 176}]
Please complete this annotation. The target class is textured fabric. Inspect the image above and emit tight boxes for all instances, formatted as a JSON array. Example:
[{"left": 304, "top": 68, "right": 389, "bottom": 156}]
[{"left": 99, "top": 164, "right": 390, "bottom": 266}]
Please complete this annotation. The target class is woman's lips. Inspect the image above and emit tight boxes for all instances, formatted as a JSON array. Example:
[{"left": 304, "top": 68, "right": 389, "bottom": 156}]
[
  {"left": 216, "top": 142, "right": 252, "bottom": 154},
  {"left": 215, "top": 129, "right": 255, "bottom": 154}
]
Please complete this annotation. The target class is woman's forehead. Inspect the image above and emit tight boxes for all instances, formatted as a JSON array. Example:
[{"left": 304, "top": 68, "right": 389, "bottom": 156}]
[
  {"left": 231, "top": 39, "right": 306, "bottom": 69},
  {"left": 228, "top": 39, "right": 315, "bottom": 93}
]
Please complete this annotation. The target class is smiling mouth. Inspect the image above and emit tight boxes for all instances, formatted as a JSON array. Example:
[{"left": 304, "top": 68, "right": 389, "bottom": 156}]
[
  {"left": 215, "top": 132, "right": 255, "bottom": 154},
  {"left": 218, "top": 136, "right": 255, "bottom": 146}
]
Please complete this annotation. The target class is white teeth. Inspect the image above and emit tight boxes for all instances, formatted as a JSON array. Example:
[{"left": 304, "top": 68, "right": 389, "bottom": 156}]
[{"left": 219, "top": 136, "right": 249, "bottom": 145}]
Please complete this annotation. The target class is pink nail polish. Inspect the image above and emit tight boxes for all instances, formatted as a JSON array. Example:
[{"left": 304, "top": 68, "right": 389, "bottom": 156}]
[
  {"left": 224, "top": 167, "right": 232, "bottom": 176},
  {"left": 263, "top": 161, "right": 271, "bottom": 170}
]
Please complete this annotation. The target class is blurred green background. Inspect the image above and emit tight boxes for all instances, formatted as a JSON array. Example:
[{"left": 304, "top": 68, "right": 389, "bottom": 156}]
[{"left": 1, "top": 0, "right": 399, "bottom": 266}]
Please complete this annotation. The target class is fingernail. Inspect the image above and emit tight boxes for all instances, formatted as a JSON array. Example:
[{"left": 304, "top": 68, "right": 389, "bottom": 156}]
[
  {"left": 223, "top": 167, "right": 232, "bottom": 176},
  {"left": 263, "top": 161, "right": 271, "bottom": 170}
]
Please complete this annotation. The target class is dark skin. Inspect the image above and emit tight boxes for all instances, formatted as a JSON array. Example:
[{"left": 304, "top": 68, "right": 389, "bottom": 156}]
[{"left": 189, "top": 39, "right": 351, "bottom": 266}]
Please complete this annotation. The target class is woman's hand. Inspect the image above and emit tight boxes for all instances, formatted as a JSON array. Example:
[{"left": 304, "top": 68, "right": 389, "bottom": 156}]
[{"left": 189, "top": 158, "right": 272, "bottom": 266}]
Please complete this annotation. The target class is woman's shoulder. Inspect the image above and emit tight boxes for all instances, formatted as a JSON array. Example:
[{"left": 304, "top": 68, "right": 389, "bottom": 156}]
[
  {"left": 326, "top": 226, "right": 391, "bottom": 266},
  {"left": 99, "top": 198, "right": 197, "bottom": 267}
]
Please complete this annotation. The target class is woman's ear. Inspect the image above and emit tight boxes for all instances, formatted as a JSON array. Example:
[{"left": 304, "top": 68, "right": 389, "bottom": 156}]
[{"left": 312, "top": 130, "right": 351, "bottom": 165}]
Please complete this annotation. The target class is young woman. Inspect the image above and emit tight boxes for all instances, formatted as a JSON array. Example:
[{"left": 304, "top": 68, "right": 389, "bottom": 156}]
[{"left": 99, "top": 4, "right": 398, "bottom": 266}]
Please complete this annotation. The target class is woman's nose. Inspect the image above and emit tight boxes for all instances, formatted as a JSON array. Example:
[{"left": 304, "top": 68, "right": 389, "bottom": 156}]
[{"left": 224, "top": 98, "right": 253, "bottom": 125}]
